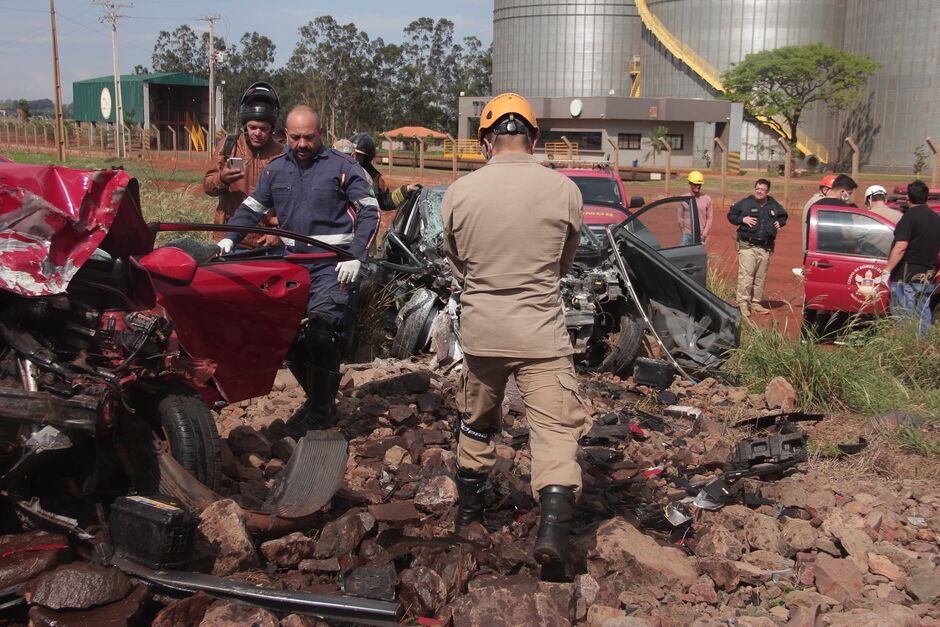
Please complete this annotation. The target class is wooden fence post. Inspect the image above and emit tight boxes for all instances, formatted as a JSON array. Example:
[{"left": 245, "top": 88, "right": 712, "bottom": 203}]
[
  {"left": 606, "top": 136, "right": 620, "bottom": 175},
  {"left": 659, "top": 136, "right": 673, "bottom": 195},
  {"left": 714, "top": 138, "right": 727, "bottom": 210},
  {"left": 561, "top": 135, "right": 573, "bottom": 168},
  {"left": 926, "top": 137, "right": 939, "bottom": 188},
  {"left": 414, "top": 134, "right": 425, "bottom": 180},
  {"left": 845, "top": 136, "right": 859, "bottom": 182},
  {"left": 383, "top": 133, "right": 394, "bottom": 176},
  {"left": 445, "top": 133, "right": 458, "bottom": 181},
  {"left": 776, "top": 137, "right": 792, "bottom": 211}
]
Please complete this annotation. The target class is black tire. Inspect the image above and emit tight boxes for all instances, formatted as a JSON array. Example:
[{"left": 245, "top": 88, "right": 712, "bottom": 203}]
[
  {"left": 597, "top": 314, "right": 644, "bottom": 376},
  {"left": 157, "top": 389, "right": 222, "bottom": 492},
  {"left": 391, "top": 305, "right": 437, "bottom": 358},
  {"left": 932, "top": 300, "right": 940, "bottom": 325},
  {"left": 391, "top": 290, "right": 438, "bottom": 359}
]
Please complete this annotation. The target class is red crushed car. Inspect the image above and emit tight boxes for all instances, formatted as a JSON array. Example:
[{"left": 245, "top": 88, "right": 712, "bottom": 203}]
[{"left": 0, "top": 162, "right": 350, "bottom": 534}]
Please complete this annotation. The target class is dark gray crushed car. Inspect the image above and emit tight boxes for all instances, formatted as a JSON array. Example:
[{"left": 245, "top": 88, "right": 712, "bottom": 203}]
[{"left": 372, "top": 186, "right": 740, "bottom": 374}]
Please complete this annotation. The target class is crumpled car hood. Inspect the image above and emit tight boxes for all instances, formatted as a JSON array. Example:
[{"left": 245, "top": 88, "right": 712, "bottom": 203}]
[{"left": 0, "top": 163, "right": 152, "bottom": 296}]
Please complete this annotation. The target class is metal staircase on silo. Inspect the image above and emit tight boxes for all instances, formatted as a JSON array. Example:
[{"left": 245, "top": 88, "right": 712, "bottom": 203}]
[{"left": 635, "top": 0, "right": 829, "bottom": 164}]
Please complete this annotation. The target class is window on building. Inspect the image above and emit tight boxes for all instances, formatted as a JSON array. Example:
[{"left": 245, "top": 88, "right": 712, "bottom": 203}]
[
  {"left": 618, "top": 133, "right": 641, "bottom": 150},
  {"left": 665, "top": 134, "right": 684, "bottom": 150},
  {"left": 541, "top": 130, "right": 603, "bottom": 151}
]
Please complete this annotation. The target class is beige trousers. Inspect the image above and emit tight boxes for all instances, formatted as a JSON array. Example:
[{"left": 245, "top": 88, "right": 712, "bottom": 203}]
[
  {"left": 735, "top": 240, "right": 772, "bottom": 305},
  {"left": 456, "top": 354, "right": 591, "bottom": 498}
]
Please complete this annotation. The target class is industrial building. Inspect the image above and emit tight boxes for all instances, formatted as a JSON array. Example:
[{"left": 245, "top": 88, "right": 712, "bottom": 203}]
[
  {"left": 478, "top": 0, "right": 939, "bottom": 174},
  {"left": 72, "top": 72, "right": 210, "bottom": 151},
  {"left": 457, "top": 94, "right": 744, "bottom": 171}
]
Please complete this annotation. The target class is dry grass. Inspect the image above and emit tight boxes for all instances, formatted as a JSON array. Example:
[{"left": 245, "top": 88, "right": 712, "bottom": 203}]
[
  {"left": 139, "top": 184, "right": 216, "bottom": 245},
  {"left": 350, "top": 277, "right": 399, "bottom": 361}
]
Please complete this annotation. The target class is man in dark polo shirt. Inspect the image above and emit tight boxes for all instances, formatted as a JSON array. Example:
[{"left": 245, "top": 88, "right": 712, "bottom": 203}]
[{"left": 883, "top": 179, "right": 940, "bottom": 336}]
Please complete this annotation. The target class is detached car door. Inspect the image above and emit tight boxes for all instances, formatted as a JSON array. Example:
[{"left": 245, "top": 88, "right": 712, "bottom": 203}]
[
  {"left": 803, "top": 205, "right": 894, "bottom": 314},
  {"left": 621, "top": 196, "right": 707, "bottom": 286},
  {"left": 152, "top": 258, "right": 310, "bottom": 403}
]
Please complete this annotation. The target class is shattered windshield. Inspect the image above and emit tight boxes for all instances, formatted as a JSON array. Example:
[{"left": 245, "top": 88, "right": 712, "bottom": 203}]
[
  {"left": 421, "top": 187, "right": 447, "bottom": 245},
  {"left": 570, "top": 176, "right": 624, "bottom": 209}
]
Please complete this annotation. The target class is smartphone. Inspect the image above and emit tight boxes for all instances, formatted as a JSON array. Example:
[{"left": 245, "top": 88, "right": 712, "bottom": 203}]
[{"left": 226, "top": 157, "right": 245, "bottom": 171}]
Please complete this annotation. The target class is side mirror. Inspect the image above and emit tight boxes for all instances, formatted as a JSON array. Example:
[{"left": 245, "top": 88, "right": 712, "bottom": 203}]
[{"left": 137, "top": 247, "right": 198, "bottom": 285}]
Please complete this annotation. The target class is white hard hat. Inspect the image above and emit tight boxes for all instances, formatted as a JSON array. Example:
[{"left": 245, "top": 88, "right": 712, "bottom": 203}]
[{"left": 864, "top": 185, "right": 887, "bottom": 203}]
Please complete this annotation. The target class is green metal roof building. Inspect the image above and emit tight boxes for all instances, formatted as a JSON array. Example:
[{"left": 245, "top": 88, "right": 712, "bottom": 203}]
[{"left": 72, "top": 72, "right": 208, "bottom": 128}]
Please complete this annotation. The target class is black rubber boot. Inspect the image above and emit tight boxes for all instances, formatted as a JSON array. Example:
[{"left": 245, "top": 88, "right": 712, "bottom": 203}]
[
  {"left": 284, "top": 315, "right": 345, "bottom": 438},
  {"left": 533, "top": 485, "right": 576, "bottom": 582},
  {"left": 454, "top": 466, "right": 489, "bottom": 532}
]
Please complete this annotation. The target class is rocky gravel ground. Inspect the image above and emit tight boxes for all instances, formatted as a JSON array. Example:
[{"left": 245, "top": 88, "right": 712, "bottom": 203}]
[{"left": 2, "top": 357, "right": 939, "bottom": 626}]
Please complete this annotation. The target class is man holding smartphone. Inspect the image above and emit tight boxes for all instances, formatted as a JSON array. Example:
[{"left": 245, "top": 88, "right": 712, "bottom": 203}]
[{"left": 203, "top": 81, "right": 285, "bottom": 248}]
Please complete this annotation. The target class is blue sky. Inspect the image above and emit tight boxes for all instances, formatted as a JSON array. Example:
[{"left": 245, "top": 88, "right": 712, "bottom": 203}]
[{"left": 0, "top": 0, "right": 492, "bottom": 101}]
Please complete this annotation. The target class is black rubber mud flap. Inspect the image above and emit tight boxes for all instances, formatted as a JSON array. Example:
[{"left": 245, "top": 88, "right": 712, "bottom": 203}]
[{"left": 263, "top": 430, "right": 348, "bottom": 519}]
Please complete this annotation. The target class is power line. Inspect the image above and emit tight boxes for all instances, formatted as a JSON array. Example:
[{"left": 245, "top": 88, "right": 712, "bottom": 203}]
[{"left": 0, "top": 5, "right": 47, "bottom": 13}]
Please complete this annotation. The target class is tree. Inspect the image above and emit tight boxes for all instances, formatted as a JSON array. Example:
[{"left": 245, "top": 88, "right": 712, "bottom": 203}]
[
  {"left": 151, "top": 24, "right": 226, "bottom": 77},
  {"left": 219, "top": 32, "right": 277, "bottom": 129},
  {"left": 152, "top": 25, "right": 201, "bottom": 74},
  {"left": 914, "top": 144, "right": 928, "bottom": 175},
  {"left": 284, "top": 16, "right": 376, "bottom": 135},
  {"left": 15, "top": 99, "right": 29, "bottom": 121},
  {"left": 722, "top": 44, "right": 878, "bottom": 154},
  {"left": 644, "top": 125, "right": 668, "bottom": 166}
]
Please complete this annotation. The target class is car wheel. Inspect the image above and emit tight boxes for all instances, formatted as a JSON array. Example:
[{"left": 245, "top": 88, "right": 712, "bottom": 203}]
[
  {"left": 597, "top": 314, "right": 644, "bottom": 376},
  {"left": 157, "top": 388, "right": 222, "bottom": 492},
  {"left": 391, "top": 289, "right": 438, "bottom": 358},
  {"left": 932, "top": 300, "right": 940, "bottom": 325}
]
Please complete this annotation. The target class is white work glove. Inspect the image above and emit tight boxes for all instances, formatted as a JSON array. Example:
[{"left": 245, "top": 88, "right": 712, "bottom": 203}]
[
  {"left": 879, "top": 270, "right": 891, "bottom": 286},
  {"left": 217, "top": 238, "right": 234, "bottom": 254},
  {"left": 336, "top": 259, "right": 362, "bottom": 285}
]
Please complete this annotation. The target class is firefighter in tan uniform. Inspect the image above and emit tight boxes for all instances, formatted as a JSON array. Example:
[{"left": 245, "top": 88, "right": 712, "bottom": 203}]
[{"left": 442, "top": 93, "right": 590, "bottom": 581}]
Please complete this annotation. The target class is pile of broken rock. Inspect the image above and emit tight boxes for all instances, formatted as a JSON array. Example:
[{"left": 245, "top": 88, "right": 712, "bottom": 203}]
[{"left": 2, "top": 359, "right": 938, "bottom": 625}]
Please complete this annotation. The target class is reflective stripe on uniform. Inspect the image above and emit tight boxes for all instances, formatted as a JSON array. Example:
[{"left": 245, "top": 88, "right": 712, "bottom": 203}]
[
  {"left": 243, "top": 196, "right": 266, "bottom": 215},
  {"left": 356, "top": 197, "right": 379, "bottom": 210},
  {"left": 282, "top": 232, "right": 355, "bottom": 247}
]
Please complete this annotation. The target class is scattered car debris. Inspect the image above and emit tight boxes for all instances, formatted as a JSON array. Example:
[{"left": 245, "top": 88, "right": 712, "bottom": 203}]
[{"left": 373, "top": 186, "right": 741, "bottom": 376}]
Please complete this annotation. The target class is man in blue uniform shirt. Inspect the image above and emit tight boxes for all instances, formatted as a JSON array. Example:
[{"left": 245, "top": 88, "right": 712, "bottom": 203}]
[{"left": 220, "top": 105, "right": 380, "bottom": 430}]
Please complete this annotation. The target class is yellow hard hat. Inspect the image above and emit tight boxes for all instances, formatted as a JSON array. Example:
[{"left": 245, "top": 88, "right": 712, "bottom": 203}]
[
  {"left": 688, "top": 170, "right": 705, "bottom": 185},
  {"left": 478, "top": 92, "right": 539, "bottom": 141}
]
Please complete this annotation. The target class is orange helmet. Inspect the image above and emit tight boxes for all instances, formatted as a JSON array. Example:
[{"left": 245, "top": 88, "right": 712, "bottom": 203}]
[
  {"left": 820, "top": 174, "right": 837, "bottom": 189},
  {"left": 477, "top": 92, "right": 539, "bottom": 141}
]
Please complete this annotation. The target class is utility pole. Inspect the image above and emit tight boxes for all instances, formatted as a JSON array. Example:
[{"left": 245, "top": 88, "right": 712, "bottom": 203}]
[
  {"left": 200, "top": 14, "right": 220, "bottom": 158},
  {"left": 94, "top": 0, "right": 131, "bottom": 159},
  {"left": 49, "top": 0, "right": 66, "bottom": 162}
]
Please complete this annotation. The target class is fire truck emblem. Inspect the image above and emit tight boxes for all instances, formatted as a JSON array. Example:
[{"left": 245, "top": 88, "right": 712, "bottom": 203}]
[{"left": 847, "top": 264, "right": 885, "bottom": 304}]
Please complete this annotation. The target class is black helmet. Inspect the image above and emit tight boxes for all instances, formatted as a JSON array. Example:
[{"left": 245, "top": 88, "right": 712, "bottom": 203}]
[
  {"left": 239, "top": 81, "right": 279, "bottom": 128},
  {"left": 349, "top": 133, "right": 376, "bottom": 163}
]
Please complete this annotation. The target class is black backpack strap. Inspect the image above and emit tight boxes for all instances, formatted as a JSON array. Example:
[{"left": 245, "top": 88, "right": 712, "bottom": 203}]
[{"left": 223, "top": 133, "right": 240, "bottom": 157}]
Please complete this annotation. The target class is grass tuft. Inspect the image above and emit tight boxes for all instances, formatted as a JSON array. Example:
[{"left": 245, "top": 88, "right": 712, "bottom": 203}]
[{"left": 724, "top": 315, "right": 940, "bottom": 417}]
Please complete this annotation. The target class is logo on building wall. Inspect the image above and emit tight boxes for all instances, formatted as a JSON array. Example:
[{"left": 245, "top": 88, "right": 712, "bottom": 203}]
[
  {"left": 847, "top": 263, "right": 885, "bottom": 304},
  {"left": 100, "top": 87, "right": 112, "bottom": 120}
]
